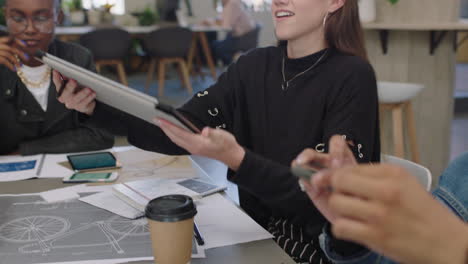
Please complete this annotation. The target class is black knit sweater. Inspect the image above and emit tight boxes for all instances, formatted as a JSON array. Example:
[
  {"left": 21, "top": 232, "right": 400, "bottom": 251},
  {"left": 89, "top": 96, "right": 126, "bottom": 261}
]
[{"left": 90, "top": 45, "right": 380, "bottom": 257}]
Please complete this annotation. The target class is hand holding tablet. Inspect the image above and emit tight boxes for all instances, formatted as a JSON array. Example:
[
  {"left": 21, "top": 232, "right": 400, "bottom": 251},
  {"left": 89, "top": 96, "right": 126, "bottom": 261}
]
[{"left": 39, "top": 50, "right": 200, "bottom": 133}]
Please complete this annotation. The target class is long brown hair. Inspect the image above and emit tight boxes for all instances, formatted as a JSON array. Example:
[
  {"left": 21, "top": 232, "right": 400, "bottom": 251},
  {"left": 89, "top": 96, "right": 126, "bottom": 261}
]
[{"left": 325, "top": 0, "right": 368, "bottom": 61}]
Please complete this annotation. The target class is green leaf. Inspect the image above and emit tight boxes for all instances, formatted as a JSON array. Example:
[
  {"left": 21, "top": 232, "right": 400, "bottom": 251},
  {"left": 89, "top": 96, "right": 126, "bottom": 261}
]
[{"left": 388, "top": 0, "right": 399, "bottom": 4}]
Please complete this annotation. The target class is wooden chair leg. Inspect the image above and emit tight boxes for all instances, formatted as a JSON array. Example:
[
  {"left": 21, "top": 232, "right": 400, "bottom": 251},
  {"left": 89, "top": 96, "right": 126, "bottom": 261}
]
[
  {"left": 187, "top": 35, "right": 197, "bottom": 74},
  {"left": 96, "top": 62, "right": 102, "bottom": 73},
  {"left": 392, "top": 105, "right": 405, "bottom": 159},
  {"left": 405, "top": 102, "right": 420, "bottom": 163},
  {"left": 116, "top": 61, "right": 128, "bottom": 86},
  {"left": 379, "top": 105, "right": 387, "bottom": 148},
  {"left": 158, "top": 59, "right": 166, "bottom": 97},
  {"left": 178, "top": 59, "right": 193, "bottom": 94},
  {"left": 145, "top": 58, "right": 156, "bottom": 93}
]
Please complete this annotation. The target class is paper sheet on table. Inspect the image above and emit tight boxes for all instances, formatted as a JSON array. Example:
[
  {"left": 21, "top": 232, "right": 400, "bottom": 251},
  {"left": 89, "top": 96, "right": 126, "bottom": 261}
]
[
  {"left": 80, "top": 191, "right": 144, "bottom": 219},
  {"left": 196, "top": 194, "right": 273, "bottom": 249},
  {"left": 38, "top": 184, "right": 113, "bottom": 203},
  {"left": 38, "top": 153, "right": 74, "bottom": 178},
  {"left": 113, "top": 148, "right": 197, "bottom": 183},
  {"left": 0, "top": 192, "right": 205, "bottom": 264},
  {"left": 41, "top": 187, "right": 80, "bottom": 203},
  {"left": 0, "top": 154, "right": 44, "bottom": 182}
]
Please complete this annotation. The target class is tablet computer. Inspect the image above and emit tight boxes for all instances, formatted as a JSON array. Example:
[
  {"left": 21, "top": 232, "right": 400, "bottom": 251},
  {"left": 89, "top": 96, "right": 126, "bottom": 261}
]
[{"left": 35, "top": 50, "right": 200, "bottom": 133}]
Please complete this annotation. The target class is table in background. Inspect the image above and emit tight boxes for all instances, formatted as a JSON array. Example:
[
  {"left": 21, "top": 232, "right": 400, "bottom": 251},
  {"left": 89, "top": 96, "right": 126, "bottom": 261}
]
[{"left": 56, "top": 25, "right": 228, "bottom": 80}]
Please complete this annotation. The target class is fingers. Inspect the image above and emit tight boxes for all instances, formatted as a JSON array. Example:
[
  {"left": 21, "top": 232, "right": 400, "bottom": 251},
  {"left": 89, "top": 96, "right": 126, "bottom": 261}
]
[
  {"left": 0, "top": 50, "right": 21, "bottom": 68},
  {"left": 293, "top": 148, "right": 330, "bottom": 168},
  {"left": 11, "top": 46, "right": 29, "bottom": 62},
  {"left": 0, "top": 36, "right": 13, "bottom": 44},
  {"left": 56, "top": 78, "right": 79, "bottom": 104},
  {"left": 157, "top": 118, "right": 203, "bottom": 151},
  {"left": 329, "top": 192, "right": 386, "bottom": 223},
  {"left": 0, "top": 37, "right": 29, "bottom": 65},
  {"left": 332, "top": 218, "right": 378, "bottom": 247},
  {"left": 53, "top": 71, "right": 97, "bottom": 115},
  {"left": 52, "top": 70, "right": 63, "bottom": 91},
  {"left": 13, "top": 38, "right": 27, "bottom": 48},
  {"left": 329, "top": 135, "right": 356, "bottom": 168},
  {"left": 311, "top": 170, "right": 332, "bottom": 191},
  {"left": 330, "top": 165, "right": 405, "bottom": 204},
  {"left": 0, "top": 56, "right": 17, "bottom": 72}
]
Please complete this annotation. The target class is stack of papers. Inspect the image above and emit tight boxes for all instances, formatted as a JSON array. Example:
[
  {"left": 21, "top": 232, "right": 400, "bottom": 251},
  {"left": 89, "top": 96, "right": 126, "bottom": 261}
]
[
  {"left": 79, "top": 178, "right": 227, "bottom": 219},
  {"left": 113, "top": 178, "right": 227, "bottom": 211}
]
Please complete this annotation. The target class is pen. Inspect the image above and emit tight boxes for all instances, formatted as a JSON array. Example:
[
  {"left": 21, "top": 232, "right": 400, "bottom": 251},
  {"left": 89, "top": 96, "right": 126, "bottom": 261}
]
[{"left": 194, "top": 222, "right": 205, "bottom": 246}]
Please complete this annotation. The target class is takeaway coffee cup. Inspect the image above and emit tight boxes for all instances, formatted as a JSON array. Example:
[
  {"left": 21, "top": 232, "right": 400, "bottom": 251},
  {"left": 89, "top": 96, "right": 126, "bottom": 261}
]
[{"left": 145, "top": 195, "right": 197, "bottom": 264}]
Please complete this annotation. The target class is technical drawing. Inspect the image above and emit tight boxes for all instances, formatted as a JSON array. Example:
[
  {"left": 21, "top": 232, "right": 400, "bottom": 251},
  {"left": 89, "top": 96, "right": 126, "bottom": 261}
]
[
  {"left": 0, "top": 216, "right": 70, "bottom": 244},
  {"left": 0, "top": 194, "right": 200, "bottom": 264},
  {"left": 17, "top": 216, "right": 149, "bottom": 254}
]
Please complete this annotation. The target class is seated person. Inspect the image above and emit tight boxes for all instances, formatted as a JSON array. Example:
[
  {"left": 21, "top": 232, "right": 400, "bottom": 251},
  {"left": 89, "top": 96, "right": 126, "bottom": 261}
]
[
  {"left": 55, "top": 0, "right": 380, "bottom": 262},
  {"left": 157, "top": 0, "right": 179, "bottom": 22},
  {"left": 295, "top": 136, "right": 468, "bottom": 264},
  {"left": 0, "top": 0, "right": 114, "bottom": 155},
  {"left": 203, "top": 0, "right": 257, "bottom": 65}
]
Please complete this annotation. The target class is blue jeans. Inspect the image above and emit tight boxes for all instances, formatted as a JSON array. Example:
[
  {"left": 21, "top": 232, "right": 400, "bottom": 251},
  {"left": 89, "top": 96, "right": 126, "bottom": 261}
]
[{"left": 319, "top": 152, "right": 468, "bottom": 264}]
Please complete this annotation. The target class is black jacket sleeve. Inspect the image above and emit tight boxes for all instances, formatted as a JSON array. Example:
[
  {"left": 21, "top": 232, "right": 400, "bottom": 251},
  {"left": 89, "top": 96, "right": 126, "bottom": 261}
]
[
  {"left": 18, "top": 45, "right": 115, "bottom": 155},
  {"left": 322, "top": 57, "right": 380, "bottom": 163},
  {"left": 19, "top": 125, "right": 114, "bottom": 155},
  {"left": 87, "top": 50, "right": 243, "bottom": 155}
]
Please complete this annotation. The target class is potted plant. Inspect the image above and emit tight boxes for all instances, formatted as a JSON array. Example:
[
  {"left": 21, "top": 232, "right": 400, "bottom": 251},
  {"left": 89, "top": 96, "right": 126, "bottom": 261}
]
[
  {"left": 137, "top": 7, "right": 158, "bottom": 26},
  {"left": 359, "top": 0, "right": 399, "bottom": 23},
  {"left": 100, "top": 3, "right": 115, "bottom": 24},
  {"left": 66, "top": 0, "right": 86, "bottom": 25}
]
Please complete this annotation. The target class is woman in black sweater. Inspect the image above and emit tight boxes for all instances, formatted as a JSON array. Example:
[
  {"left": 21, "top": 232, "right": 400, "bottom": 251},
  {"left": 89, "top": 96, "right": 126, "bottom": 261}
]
[{"left": 55, "top": 0, "right": 380, "bottom": 262}]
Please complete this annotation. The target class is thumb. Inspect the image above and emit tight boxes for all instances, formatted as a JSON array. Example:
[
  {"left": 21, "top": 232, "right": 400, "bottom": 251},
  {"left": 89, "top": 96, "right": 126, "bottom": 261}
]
[
  {"left": 201, "top": 127, "right": 211, "bottom": 137},
  {"left": 52, "top": 70, "right": 63, "bottom": 92}
]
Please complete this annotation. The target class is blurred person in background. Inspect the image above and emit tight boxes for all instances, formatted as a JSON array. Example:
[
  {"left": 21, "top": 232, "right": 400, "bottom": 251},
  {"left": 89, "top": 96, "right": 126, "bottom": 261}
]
[{"left": 0, "top": 0, "right": 113, "bottom": 155}]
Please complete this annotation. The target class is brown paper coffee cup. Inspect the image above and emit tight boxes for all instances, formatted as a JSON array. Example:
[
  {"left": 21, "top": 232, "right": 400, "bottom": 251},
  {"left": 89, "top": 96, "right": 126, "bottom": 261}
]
[{"left": 145, "top": 195, "right": 197, "bottom": 264}]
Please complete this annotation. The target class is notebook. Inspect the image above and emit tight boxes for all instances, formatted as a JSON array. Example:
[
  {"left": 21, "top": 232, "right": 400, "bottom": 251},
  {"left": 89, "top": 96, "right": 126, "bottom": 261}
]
[{"left": 113, "top": 178, "right": 227, "bottom": 211}]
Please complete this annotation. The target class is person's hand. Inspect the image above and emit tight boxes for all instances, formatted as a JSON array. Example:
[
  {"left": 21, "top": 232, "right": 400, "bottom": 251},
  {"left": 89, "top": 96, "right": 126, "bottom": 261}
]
[
  {"left": 0, "top": 36, "right": 29, "bottom": 72},
  {"left": 292, "top": 135, "right": 357, "bottom": 223},
  {"left": 201, "top": 19, "right": 213, "bottom": 26},
  {"left": 327, "top": 165, "right": 468, "bottom": 264},
  {"left": 155, "top": 118, "right": 245, "bottom": 170},
  {"left": 52, "top": 70, "right": 97, "bottom": 115}
]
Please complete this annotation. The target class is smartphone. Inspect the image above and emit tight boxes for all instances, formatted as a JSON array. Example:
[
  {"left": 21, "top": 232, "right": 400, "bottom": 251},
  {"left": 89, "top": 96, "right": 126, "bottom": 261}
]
[
  {"left": 291, "top": 165, "right": 320, "bottom": 181},
  {"left": 63, "top": 172, "right": 119, "bottom": 183},
  {"left": 67, "top": 152, "right": 120, "bottom": 172}
]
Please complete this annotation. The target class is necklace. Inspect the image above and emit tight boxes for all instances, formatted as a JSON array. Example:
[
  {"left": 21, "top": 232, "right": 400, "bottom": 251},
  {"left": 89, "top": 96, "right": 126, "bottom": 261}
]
[
  {"left": 14, "top": 55, "right": 52, "bottom": 89},
  {"left": 281, "top": 49, "right": 328, "bottom": 91}
]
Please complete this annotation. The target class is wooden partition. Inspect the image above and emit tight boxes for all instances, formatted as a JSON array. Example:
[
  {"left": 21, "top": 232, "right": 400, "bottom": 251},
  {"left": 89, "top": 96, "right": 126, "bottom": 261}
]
[
  {"left": 364, "top": 0, "right": 462, "bottom": 178},
  {"left": 376, "top": 0, "right": 460, "bottom": 23}
]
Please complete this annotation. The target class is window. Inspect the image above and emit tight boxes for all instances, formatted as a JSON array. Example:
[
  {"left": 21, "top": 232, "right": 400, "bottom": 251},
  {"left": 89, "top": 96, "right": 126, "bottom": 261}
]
[
  {"left": 81, "top": 0, "right": 125, "bottom": 15},
  {"left": 241, "top": 0, "right": 271, "bottom": 11}
]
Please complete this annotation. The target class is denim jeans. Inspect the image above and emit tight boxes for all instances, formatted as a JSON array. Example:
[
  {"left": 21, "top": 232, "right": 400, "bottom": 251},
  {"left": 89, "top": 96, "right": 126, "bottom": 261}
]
[{"left": 319, "top": 152, "right": 468, "bottom": 264}]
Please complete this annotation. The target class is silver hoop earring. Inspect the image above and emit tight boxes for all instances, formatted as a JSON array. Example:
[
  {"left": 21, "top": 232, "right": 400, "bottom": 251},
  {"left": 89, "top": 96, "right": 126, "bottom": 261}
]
[{"left": 323, "top": 13, "right": 329, "bottom": 27}]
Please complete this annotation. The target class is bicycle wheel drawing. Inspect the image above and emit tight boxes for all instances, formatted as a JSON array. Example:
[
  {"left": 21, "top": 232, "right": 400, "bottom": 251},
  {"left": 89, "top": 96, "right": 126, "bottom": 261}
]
[
  {"left": 106, "top": 217, "right": 149, "bottom": 237},
  {"left": 0, "top": 216, "right": 70, "bottom": 243}
]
